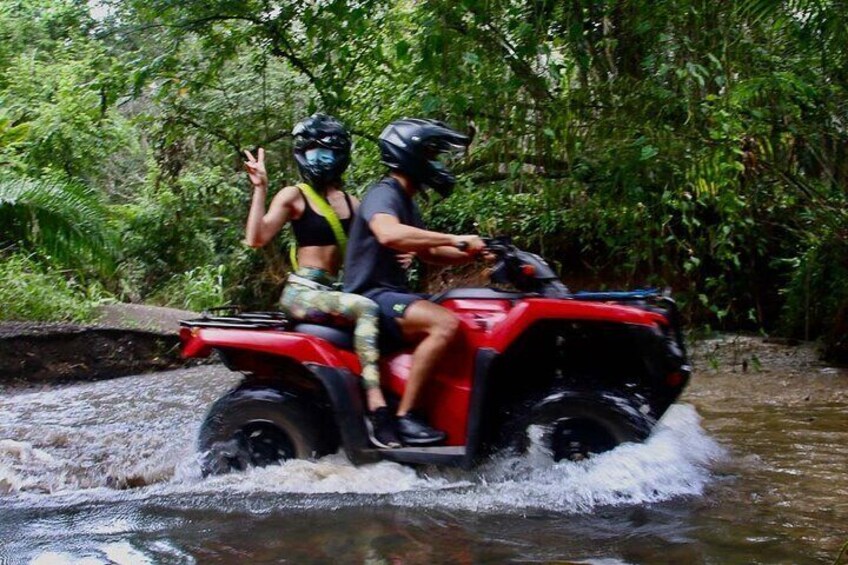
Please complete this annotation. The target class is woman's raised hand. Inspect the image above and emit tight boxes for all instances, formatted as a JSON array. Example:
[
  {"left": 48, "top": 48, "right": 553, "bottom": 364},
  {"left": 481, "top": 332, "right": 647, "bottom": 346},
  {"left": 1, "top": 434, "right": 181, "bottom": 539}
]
[{"left": 244, "top": 148, "right": 268, "bottom": 190}]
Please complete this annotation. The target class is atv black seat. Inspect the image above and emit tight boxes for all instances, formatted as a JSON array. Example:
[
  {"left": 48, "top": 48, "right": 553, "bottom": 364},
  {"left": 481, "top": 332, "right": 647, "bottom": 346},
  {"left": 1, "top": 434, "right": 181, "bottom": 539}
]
[{"left": 292, "top": 323, "right": 354, "bottom": 350}]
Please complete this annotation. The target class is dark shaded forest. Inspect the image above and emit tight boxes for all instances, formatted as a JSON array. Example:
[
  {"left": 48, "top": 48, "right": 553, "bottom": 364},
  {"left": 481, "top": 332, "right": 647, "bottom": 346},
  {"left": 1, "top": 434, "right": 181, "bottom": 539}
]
[{"left": 1, "top": 0, "right": 846, "bottom": 358}]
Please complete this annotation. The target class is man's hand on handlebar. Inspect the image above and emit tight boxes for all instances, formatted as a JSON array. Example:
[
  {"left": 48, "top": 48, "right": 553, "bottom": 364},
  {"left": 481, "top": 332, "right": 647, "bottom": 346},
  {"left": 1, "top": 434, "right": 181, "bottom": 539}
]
[
  {"left": 452, "top": 235, "right": 498, "bottom": 263},
  {"left": 453, "top": 235, "right": 486, "bottom": 255}
]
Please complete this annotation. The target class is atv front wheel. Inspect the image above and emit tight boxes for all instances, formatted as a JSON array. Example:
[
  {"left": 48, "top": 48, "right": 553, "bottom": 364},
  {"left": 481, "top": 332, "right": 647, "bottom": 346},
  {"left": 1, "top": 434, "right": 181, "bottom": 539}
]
[
  {"left": 514, "top": 392, "right": 653, "bottom": 462},
  {"left": 198, "top": 386, "right": 335, "bottom": 475}
]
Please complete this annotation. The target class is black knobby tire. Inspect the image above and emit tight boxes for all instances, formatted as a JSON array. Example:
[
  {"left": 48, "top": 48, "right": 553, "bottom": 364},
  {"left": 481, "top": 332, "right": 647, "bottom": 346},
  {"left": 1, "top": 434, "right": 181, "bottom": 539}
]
[
  {"left": 198, "top": 386, "right": 334, "bottom": 475},
  {"left": 512, "top": 391, "right": 654, "bottom": 462}
]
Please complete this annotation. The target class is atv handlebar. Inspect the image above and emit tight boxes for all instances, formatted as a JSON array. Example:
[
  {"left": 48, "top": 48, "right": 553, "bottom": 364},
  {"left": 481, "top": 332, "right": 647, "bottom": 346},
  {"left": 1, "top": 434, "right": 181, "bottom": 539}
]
[
  {"left": 453, "top": 236, "right": 509, "bottom": 255},
  {"left": 480, "top": 236, "right": 512, "bottom": 257}
]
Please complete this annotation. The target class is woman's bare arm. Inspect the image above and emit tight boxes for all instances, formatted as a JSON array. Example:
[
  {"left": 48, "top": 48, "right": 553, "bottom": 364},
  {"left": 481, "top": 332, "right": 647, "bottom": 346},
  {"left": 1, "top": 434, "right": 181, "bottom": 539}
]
[{"left": 243, "top": 148, "right": 300, "bottom": 247}]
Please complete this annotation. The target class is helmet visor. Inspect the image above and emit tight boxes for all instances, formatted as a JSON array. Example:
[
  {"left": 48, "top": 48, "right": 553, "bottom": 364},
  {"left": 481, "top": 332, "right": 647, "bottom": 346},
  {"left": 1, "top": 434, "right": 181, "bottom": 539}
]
[
  {"left": 295, "top": 133, "right": 349, "bottom": 152},
  {"left": 315, "top": 134, "right": 348, "bottom": 150},
  {"left": 425, "top": 141, "right": 466, "bottom": 171},
  {"left": 305, "top": 147, "right": 336, "bottom": 166}
]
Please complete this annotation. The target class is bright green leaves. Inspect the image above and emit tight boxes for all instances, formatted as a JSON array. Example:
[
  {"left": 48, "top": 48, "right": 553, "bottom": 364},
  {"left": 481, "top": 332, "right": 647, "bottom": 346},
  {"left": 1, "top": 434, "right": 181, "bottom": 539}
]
[
  {"left": 0, "top": 175, "right": 117, "bottom": 272},
  {"left": 0, "top": 253, "right": 102, "bottom": 322},
  {"left": 0, "top": 0, "right": 843, "bottom": 334},
  {"left": 639, "top": 145, "right": 659, "bottom": 161}
]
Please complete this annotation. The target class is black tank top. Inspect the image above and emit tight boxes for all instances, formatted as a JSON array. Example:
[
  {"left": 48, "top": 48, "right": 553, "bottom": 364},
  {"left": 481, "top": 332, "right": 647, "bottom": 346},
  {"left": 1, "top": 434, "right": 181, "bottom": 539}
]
[{"left": 291, "top": 188, "right": 354, "bottom": 247}]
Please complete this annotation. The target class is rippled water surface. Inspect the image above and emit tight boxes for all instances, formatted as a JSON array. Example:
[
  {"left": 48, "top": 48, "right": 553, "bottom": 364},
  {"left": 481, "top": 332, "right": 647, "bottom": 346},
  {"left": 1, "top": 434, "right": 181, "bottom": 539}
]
[{"left": 1, "top": 336, "right": 846, "bottom": 564}]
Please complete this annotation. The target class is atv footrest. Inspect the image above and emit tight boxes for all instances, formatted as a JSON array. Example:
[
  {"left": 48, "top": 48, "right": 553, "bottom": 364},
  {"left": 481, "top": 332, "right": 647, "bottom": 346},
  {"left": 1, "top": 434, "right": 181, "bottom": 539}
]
[{"left": 368, "top": 445, "right": 466, "bottom": 466}]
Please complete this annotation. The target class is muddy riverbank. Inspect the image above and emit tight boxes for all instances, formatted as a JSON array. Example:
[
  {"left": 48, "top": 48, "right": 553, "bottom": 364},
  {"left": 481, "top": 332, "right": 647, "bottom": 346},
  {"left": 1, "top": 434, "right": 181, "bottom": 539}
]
[{"left": 0, "top": 304, "right": 199, "bottom": 391}]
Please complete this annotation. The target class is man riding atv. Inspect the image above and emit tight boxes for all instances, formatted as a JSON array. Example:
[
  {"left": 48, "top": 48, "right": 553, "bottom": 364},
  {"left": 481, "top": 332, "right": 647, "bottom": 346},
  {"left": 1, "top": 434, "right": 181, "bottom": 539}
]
[
  {"left": 181, "top": 119, "right": 691, "bottom": 474},
  {"left": 343, "top": 118, "right": 487, "bottom": 446}
]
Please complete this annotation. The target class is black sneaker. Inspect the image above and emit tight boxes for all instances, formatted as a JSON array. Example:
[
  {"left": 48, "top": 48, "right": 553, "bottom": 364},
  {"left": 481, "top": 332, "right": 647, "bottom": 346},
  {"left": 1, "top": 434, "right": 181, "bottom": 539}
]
[
  {"left": 367, "top": 407, "right": 402, "bottom": 449},
  {"left": 396, "top": 413, "right": 447, "bottom": 446}
]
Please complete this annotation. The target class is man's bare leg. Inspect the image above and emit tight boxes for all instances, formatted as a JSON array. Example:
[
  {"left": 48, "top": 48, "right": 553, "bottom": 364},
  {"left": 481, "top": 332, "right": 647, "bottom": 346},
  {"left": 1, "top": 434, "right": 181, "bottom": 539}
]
[{"left": 395, "top": 300, "right": 459, "bottom": 415}]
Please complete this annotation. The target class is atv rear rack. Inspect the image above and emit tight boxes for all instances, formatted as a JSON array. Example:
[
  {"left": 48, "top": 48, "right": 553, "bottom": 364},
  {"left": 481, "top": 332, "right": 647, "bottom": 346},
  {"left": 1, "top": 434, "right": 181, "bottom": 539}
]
[{"left": 179, "top": 306, "right": 290, "bottom": 330}]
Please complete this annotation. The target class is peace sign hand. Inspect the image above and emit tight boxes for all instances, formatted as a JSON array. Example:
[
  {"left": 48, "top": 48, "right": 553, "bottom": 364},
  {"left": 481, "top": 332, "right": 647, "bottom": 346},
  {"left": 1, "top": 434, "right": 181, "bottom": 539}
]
[{"left": 244, "top": 148, "right": 268, "bottom": 190}]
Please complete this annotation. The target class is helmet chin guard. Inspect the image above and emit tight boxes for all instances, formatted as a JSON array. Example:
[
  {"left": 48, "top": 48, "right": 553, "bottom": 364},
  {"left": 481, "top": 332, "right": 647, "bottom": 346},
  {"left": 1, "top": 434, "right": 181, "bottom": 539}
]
[
  {"left": 378, "top": 118, "right": 471, "bottom": 197},
  {"left": 292, "top": 114, "right": 351, "bottom": 188}
]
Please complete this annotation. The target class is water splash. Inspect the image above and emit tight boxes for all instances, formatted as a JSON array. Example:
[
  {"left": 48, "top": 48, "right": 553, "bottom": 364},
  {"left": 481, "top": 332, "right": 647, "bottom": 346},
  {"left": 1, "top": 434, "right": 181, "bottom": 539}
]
[
  {"left": 169, "top": 454, "right": 460, "bottom": 495},
  {"left": 0, "top": 439, "right": 60, "bottom": 494},
  {"left": 427, "top": 403, "right": 723, "bottom": 512},
  {"left": 0, "top": 367, "right": 722, "bottom": 514}
]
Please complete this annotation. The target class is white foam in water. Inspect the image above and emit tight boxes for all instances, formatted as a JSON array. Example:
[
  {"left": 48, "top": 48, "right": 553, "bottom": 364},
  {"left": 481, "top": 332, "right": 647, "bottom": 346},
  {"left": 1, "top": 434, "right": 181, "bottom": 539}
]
[
  {"left": 31, "top": 552, "right": 104, "bottom": 565},
  {"left": 427, "top": 403, "right": 724, "bottom": 512},
  {"left": 0, "top": 367, "right": 723, "bottom": 513},
  {"left": 156, "top": 405, "right": 721, "bottom": 509},
  {"left": 0, "top": 439, "right": 65, "bottom": 494},
  {"left": 153, "top": 405, "right": 722, "bottom": 514},
  {"left": 166, "top": 453, "right": 459, "bottom": 495}
]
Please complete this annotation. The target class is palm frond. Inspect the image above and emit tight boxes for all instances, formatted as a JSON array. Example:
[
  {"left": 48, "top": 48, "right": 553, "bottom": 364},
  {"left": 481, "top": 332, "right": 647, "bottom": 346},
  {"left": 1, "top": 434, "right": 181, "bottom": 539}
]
[
  {"left": 0, "top": 175, "right": 117, "bottom": 271},
  {"left": 734, "top": 0, "right": 786, "bottom": 24}
]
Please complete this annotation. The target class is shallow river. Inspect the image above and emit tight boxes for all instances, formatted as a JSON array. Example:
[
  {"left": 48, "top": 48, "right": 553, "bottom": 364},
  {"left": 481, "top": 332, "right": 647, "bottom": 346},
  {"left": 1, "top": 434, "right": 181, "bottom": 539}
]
[{"left": 1, "top": 336, "right": 846, "bottom": 564}]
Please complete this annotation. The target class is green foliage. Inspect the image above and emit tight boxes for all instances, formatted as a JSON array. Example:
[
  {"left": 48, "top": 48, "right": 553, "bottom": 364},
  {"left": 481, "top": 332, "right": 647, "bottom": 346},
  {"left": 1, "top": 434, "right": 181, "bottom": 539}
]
[
  {"left": 0, "top": 174, "right": 117, "bottom": 271},
  {"left": 153, "top": 264, "right": 227, "bottom": 312},
  {"left": 0, "top": 0, "right": 846, "bottom": 346},
  {"left": 0, "top": 253, "right": 102, "bottom": 322},
  {"left": 114, "top": 159, "right": 249, "bottom": 298},
  {"left": 780, "top": 224, "right": 848, "bottom": 340},
  {"left": 0, "top": 2, "right": 135, "bottom": 181}
]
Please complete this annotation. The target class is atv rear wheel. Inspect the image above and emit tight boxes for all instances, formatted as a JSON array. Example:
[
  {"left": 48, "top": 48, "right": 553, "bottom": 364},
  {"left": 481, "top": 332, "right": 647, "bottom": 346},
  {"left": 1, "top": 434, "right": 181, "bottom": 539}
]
[
  {"left": 514, "top": 392, "right": 653, "bottom": 462},
  {"left": 198, "top": 386, "right": 334, "bottom": 475}
]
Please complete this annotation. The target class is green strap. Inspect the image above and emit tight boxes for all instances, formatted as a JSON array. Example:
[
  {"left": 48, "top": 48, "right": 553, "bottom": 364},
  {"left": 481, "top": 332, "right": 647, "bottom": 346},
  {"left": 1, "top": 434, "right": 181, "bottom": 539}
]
[{"left": 289, "top": 183, "right": 348, "bottom": 271}]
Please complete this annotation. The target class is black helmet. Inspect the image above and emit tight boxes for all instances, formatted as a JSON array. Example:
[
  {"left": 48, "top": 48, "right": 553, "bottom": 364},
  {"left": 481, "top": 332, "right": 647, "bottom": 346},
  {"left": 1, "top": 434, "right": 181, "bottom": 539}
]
[
  {"left": 292, "top": 113, "right": 351, "bottom": 188},
  {"left": 378, "top": 118, "right": 471, "bottom": 197}
]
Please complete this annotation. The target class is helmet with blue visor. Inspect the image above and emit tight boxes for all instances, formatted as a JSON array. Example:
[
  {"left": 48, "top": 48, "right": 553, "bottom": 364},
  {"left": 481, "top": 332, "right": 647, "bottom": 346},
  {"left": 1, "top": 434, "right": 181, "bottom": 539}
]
[{"left": 292, "top": 114, "right": 351, "bottom": 188}]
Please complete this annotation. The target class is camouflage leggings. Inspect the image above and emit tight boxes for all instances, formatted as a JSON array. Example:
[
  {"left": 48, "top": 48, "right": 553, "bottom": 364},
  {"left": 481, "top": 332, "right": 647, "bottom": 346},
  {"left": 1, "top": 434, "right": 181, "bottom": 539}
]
[{"left": 280, "top": 267, "right": 381, "bottom": 390}]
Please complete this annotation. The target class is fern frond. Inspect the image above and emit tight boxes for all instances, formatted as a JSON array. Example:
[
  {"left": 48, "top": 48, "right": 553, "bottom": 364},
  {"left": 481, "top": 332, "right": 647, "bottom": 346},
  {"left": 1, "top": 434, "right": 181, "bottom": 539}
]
[{"left": 0, "top": 175, "right": 117, "bottom": 271}]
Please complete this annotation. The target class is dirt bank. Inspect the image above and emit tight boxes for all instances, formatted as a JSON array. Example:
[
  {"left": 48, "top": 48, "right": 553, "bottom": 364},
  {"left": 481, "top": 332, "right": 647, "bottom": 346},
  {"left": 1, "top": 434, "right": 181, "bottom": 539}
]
[
  {"left": 0, "top": 304, "right": 200, "bottom": 392},
  {"left": 688, "top": 334, "right": 821, "bottom": 375}
]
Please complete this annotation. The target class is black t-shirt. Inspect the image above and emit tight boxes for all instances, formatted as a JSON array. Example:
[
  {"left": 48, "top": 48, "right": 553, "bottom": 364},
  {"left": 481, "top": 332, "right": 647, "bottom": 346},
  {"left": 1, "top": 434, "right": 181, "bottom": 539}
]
[{"left": 343, "top": 176, "right": 424, "bottom": 294}]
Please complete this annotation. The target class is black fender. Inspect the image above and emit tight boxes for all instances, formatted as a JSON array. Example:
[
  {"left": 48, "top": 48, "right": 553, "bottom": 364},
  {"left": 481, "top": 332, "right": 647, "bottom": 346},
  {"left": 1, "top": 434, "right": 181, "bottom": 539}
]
[
  {"left": 463, "top": 348, "right": 499, "bottom": 468},
  {"left": 530, "top": 389, "right": 655, "bottom": 444},
  {"left": 215, "top": 349, "right": 375, "bottom": 465},
  {"left": 303, "top": 363, "right": 377, "bottom": 465}
]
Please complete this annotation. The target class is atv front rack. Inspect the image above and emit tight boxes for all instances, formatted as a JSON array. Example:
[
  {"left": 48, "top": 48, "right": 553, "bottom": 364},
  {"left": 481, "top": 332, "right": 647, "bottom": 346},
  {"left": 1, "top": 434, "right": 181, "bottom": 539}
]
[
  {"left": 179, "top": 307, "right": 290, "bottom": 330},
  {"left": 571, "top": 288, "right": 661, "bottom": 301}
]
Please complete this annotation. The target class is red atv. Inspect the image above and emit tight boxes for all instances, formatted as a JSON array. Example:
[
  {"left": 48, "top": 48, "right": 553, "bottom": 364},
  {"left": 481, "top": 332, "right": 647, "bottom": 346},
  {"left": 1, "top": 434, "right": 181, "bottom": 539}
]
[{"left": 179, "top": 237, "right": 690, "bottom": 474}]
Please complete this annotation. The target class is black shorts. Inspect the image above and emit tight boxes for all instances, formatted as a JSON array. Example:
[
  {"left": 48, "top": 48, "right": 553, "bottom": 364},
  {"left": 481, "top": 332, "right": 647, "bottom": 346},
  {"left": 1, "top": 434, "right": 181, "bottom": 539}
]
[{"left": 364, "top": 289, "right": 429, "bottom": 351}]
